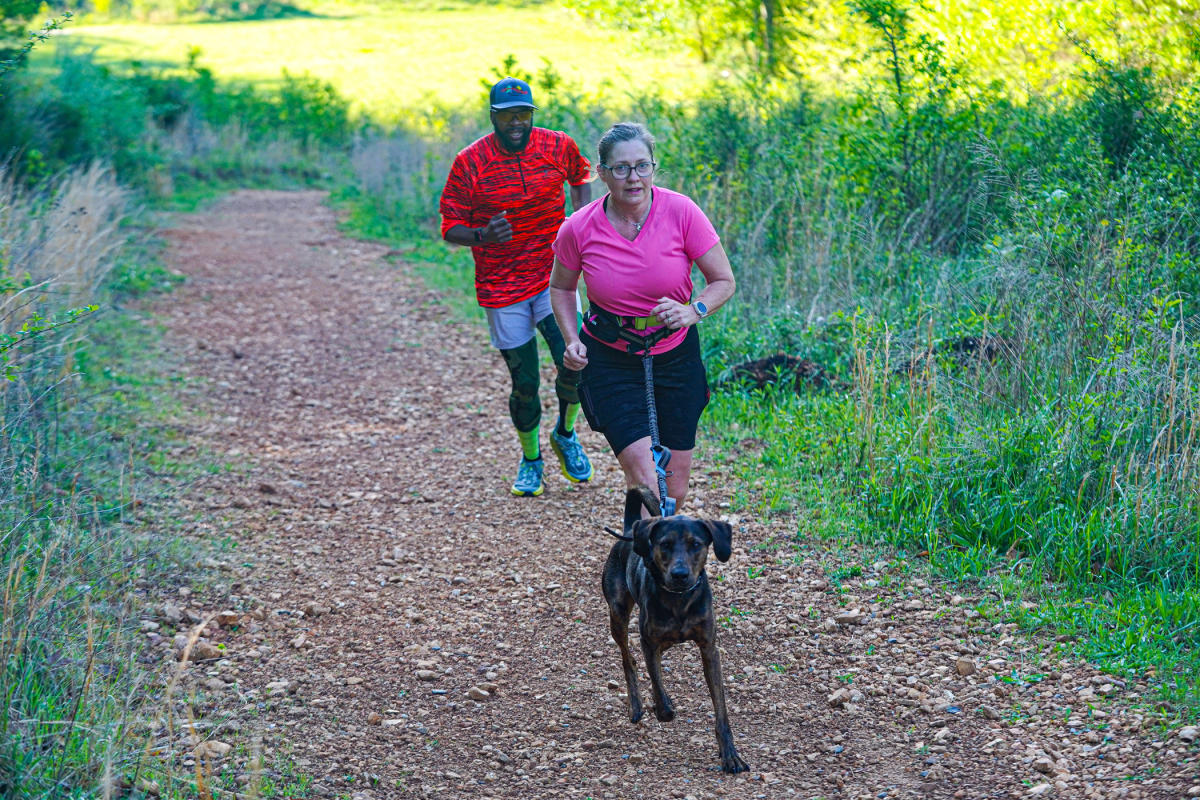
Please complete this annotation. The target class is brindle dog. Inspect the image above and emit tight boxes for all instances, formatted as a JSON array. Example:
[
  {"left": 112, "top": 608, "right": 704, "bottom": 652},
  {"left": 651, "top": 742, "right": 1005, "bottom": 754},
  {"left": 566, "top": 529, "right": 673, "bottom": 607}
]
[{"left": 602, "top": 485, "right": 749, "bottom": 774}]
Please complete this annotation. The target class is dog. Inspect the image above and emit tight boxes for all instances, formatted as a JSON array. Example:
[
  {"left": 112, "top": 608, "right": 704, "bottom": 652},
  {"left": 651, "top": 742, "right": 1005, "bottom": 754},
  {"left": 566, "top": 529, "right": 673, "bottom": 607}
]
[{"left": 602, "top": 485, "right": 749, "bottom": 774}]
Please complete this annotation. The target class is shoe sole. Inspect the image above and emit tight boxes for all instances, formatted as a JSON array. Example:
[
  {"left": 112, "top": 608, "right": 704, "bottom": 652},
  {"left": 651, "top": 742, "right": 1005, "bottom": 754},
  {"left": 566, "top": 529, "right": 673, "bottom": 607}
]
[
  {"left": 511, "top": 484, "right": 544, "bottom": 497},
  {"left": 551, "top": 440, "right": 593, "bottom": 483}
]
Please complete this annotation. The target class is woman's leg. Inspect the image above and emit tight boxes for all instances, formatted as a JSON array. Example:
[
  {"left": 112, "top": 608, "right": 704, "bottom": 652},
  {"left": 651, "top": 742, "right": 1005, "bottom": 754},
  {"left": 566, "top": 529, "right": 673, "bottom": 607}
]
[{"left": 616, "top": 437, "right": 694, "bottom": 512}]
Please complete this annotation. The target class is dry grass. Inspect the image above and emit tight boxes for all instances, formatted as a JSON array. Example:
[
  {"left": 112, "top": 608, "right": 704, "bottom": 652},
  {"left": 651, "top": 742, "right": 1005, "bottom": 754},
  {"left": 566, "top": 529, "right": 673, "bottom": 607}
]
[{"left": 0, "top": 164, "right": 127, "bottom": 348}]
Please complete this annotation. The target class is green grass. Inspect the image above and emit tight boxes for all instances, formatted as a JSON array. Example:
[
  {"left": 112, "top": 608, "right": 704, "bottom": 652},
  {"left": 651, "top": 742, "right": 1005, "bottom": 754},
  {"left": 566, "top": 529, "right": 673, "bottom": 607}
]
[{"left": 49, "top": 0, "right": 709, "bottom": 119}]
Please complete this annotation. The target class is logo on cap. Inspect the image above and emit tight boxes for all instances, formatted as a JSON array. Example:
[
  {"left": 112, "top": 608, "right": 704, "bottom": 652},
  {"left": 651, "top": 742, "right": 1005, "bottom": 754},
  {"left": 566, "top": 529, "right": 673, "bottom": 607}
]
[{"left": 490, "top": 77, "right": 538, "bottom": 110}]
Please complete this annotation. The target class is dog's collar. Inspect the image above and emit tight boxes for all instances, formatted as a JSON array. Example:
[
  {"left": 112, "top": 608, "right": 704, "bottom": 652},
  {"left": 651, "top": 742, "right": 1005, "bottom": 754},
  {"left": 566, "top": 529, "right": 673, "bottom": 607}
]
[{"left": 659, "top": 572, "right": 703, "bottom": 595}]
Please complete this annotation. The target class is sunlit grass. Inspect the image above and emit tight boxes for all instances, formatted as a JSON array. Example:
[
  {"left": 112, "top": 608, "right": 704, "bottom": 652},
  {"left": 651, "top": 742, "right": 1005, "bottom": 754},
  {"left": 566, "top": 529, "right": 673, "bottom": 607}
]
[{"left": 45, "top": 0, "right": 710, "bottom": 119}]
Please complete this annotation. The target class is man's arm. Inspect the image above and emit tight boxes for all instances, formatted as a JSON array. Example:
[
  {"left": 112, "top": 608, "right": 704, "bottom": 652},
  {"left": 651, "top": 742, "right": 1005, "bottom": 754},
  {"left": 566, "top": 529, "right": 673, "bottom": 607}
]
[
  {"left": 569, "top": 182, "right": 591, "bottom": 213},
  {"left": 444, "top": 211, "right": 513, "bottom": 247}
]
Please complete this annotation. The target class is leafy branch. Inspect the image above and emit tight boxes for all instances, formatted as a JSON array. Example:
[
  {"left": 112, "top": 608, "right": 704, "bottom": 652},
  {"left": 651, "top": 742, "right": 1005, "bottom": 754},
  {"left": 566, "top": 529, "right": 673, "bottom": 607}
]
[
  {"left": 1, "top": 303, "right": 98, "bottom": 381},
  {"left": 0, "top": 11, "right": 73, "bottom": 78}
]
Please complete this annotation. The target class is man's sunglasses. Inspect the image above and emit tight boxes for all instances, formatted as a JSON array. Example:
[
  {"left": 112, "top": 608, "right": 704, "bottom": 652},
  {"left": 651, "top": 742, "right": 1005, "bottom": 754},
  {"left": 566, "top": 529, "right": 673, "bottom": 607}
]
[{"left": 494, "top": 109, "right": 533, "bottom": 124}]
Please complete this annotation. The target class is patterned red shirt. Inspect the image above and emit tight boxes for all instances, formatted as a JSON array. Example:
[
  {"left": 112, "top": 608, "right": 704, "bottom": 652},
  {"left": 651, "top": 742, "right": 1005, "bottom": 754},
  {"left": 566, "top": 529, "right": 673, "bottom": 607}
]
[{"left": 440, "top": 128, "right": 591, "bottom": 308}]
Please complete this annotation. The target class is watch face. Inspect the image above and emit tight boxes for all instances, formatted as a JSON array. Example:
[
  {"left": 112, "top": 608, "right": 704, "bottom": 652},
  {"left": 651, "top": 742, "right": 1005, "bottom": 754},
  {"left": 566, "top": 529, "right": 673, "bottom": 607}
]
[{"left": 695, "top": 301, "right": 709, "bottom": 317}]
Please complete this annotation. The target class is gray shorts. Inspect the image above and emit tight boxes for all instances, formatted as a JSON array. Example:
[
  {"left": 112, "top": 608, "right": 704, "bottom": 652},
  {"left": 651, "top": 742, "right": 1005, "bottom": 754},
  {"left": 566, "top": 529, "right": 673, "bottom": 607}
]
[{"left": 485, "top": 288, "right": 580, "bottom": 350}]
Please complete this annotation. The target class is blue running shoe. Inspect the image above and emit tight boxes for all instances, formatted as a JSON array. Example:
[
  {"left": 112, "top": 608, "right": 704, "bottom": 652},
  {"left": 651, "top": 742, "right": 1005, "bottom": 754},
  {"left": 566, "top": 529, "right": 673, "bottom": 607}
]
[
  {"left": 550, "top": 429, "right": 593, "bottom": 482},
  {"left": 511, "top": 457, "right": 544, "bottom": 497}
]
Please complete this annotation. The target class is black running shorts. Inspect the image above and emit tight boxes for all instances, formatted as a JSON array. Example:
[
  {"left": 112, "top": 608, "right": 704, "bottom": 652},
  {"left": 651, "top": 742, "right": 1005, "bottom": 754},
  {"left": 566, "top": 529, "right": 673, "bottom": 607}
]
[{"left": 578, "top": 326, "right": 710, "bottom": 457}]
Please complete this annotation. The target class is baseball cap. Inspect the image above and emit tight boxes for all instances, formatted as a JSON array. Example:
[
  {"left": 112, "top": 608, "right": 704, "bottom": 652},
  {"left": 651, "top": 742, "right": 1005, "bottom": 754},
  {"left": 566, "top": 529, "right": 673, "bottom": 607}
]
[{"left": 490, "top": 77, "right": 538, "bottom": 110}]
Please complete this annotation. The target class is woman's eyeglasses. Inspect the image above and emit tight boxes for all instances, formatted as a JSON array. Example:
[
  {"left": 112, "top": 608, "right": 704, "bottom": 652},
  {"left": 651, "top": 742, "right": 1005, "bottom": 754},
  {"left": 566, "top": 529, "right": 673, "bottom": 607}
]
[
  {"left": 604, "top": 161, "right": 656, "bottom": 179},
  {"left": 494, "top": 109, "right": 533, "bottom": 124}
]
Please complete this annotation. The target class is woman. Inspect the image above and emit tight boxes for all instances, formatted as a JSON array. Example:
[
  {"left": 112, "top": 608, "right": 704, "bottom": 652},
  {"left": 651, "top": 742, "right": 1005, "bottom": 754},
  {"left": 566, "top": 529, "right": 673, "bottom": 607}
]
[{"left": 549, "top": 122, "right": 735, "bottom": 512}]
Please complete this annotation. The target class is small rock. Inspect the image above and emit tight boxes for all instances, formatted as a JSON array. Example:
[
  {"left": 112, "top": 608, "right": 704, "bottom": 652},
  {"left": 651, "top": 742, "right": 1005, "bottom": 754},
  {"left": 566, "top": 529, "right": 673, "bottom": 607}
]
[
  {"left": 828, "top": 688, "right": 852, "bottom": 708},
  {"left": 193, "top": 741, "right": 232, "bottom": 759},
  {"left": 303, "top": 602, "right": 332, "bottom": 617},
  {"left": 202, "top": 678, "right": 226, "bottom": 692},
  {"left": 1026, "top": 784, "right": 1053, "bottom": 796},
  {"left": 468, "top": 687, "right": 492, "bottom": 701},
  {"left": 833, "top": 609, "right": 866, "bottom": 626},
  {"left": 183, "top": 640, "right": 222, "bottom": 661},
  {"left": 955, "top": 658, "right": 977, "bottom": 677},
  {"left": 216, "top": 611, "right": 241, "bottom": 628},
  {"left": 809, "top": 579, "right": 829, "bottom": 591},
  {"left": 1176, "top": 726, "right": 1199, "bottom": 743},
  {"left": 290, "top": 633, "right": 307, "bottom": 649},
  {"left": 1186, "top": 786, "right": 1200, "bottom": 797},
  {"left": 367, "top": 712, "right": 383, "bottom": 725},
  {"left": 416, "top": 670, "right": 438, "bottom": 682},
  {"left": 1032, "top": 757, "right": 1055, "bottom": 775}
]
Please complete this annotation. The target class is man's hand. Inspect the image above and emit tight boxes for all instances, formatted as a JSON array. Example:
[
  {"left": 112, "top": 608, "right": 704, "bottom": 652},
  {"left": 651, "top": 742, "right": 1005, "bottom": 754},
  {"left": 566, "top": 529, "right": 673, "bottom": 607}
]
[{"left": 478, "top": 211, "right": 512, "bottom": 244}]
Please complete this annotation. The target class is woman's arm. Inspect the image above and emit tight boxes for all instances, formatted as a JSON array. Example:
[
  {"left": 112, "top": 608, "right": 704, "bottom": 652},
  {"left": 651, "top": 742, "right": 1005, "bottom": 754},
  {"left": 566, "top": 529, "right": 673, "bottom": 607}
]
[
  {"left": 652, "top": 241, "right": 736, "bottom": 329},
  {"left": 550, "top": 259, "right": 589, "bottom": 369}
]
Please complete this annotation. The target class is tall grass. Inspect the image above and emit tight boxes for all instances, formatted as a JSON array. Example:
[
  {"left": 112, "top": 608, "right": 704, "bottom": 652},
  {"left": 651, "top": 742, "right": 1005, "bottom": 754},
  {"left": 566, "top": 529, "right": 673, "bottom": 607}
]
[
  {"left": 0, "top": 164, "right": 128, "bottom": 796},
  {"left": 0, "top": 162, "right": 201, "bottom": 797}
]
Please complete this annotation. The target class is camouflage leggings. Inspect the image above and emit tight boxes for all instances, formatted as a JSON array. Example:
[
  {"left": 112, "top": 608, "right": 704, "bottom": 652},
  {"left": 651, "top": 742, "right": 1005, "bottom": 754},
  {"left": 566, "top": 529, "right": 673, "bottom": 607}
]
[{"left": 499, "top": 314, "right": 581, "bottom": 433}]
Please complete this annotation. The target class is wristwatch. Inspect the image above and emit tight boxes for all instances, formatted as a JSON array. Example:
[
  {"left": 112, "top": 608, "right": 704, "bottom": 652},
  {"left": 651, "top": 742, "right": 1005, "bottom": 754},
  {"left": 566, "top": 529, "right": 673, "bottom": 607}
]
[{"left": 693, "top": 300, "right": 709, "bottom": 320}]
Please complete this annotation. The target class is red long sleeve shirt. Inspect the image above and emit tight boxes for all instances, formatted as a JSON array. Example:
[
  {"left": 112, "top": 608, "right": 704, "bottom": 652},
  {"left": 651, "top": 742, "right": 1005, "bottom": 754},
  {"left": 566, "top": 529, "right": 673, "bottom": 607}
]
[{"left": 440, "top": 128, "right": 591, "bottom": 308}]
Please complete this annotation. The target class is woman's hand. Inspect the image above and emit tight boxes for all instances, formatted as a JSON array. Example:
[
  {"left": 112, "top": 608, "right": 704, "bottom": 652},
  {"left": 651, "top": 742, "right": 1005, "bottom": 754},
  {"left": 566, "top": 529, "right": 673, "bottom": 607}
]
[
  {"left": 652, "top": 297, "right": 699, "bottom": 329},
  {"left": 563, "top": 340, "right": 589, "bottom": 370}
]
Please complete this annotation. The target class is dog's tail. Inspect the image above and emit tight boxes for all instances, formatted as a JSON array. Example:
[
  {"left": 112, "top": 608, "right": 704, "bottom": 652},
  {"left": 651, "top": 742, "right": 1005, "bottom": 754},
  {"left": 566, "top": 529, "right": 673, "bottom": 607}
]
[
  {"left": 603, "top": 526, "right": 633, "bottom": 541},
  {"left": 624, "top": 485, "right": 662, "bottom": 533}
]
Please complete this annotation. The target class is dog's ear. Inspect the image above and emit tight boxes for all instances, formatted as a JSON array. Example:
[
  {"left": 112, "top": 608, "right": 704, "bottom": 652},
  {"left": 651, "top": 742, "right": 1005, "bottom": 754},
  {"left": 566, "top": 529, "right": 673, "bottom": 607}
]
[
  {"left": 705, "top": 520, "right": 734, "bottom": 562},
  {"left": 632, "top": 518, "right": 657, "bottom": 559}
]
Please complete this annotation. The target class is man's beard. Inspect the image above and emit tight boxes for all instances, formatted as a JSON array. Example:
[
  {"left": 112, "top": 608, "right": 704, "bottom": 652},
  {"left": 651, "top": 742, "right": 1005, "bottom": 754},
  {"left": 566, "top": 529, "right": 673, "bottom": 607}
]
[{"left": 494, "top": 123, "right": 531, "bottom": 153}]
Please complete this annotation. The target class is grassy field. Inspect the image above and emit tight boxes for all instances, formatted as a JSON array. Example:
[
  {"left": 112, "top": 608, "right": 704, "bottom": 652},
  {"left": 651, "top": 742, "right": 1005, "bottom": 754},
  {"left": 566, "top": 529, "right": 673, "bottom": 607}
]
[{"left": 48, "top": 0, "right": 708, "bottom": 118}]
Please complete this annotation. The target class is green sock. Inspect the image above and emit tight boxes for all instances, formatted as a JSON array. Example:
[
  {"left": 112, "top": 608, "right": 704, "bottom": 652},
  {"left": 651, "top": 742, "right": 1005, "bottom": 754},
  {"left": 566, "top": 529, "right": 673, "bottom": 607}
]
[
  {"left": 518, "top": 428, "right": 540, "bottom": 461},
  {"left": 556, "top": 403, "right": 580, "bottom": 437}
]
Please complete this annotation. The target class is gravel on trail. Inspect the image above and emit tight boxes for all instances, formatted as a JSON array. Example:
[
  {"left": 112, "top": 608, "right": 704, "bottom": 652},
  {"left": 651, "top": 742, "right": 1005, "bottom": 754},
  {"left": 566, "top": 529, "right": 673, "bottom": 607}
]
[{"left": 141, "top": 190, "right": 1198, "bottom": 799}]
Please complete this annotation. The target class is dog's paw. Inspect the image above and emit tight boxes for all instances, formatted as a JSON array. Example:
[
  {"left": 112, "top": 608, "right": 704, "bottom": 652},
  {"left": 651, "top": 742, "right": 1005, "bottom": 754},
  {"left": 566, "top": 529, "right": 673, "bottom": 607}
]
[
  {"left": 654, "top": 702, "right": 675, "bottom": 722},
  {"left": 720, "top": 750, "right": 750, "bottom": 774},
  {"left": 630, "top": 708, "right": 644, "bottom": 724}
]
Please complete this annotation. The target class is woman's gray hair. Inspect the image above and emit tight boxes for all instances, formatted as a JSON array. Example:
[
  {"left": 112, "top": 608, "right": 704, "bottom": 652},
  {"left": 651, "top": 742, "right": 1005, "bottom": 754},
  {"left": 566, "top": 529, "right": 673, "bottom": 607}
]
[{"left": 597, "top": 122, "right": 655, "bottom": 167}]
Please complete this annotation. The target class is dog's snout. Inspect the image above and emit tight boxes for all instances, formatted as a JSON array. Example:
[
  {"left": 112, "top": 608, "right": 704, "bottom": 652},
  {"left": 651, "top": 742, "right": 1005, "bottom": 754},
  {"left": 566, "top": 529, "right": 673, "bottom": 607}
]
[{"left": 669, "top": 562, "right": 691, "bottom": 580}]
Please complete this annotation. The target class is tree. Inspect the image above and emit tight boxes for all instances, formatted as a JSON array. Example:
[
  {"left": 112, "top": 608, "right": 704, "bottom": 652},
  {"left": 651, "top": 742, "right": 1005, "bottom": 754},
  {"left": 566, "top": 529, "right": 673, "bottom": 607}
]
[{"left": 566, "top": 0, "right": 805, "bottom": 77}]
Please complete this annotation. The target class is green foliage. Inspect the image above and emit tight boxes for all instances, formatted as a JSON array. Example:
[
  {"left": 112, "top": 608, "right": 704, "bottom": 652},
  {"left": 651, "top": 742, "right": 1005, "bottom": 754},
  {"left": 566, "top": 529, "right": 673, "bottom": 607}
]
[
  {"left": 0, "top": 44, "right": 350, "bottom": 192},
  {"left": 566, "top": 0, "right": 802, "bottom": 75}
]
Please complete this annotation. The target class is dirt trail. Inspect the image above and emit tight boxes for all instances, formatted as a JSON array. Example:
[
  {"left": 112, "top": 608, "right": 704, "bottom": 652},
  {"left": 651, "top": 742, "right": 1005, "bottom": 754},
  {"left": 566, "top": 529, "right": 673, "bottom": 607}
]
[{"left": 149, "top": 190, "right": 1197, "bottom": 800}]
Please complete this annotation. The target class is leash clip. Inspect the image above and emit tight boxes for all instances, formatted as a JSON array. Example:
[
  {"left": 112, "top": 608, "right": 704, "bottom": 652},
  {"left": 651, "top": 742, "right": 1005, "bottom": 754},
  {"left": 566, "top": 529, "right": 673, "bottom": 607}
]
[{"left": 652, "top": 444, "right": 675, "bottom": 515}]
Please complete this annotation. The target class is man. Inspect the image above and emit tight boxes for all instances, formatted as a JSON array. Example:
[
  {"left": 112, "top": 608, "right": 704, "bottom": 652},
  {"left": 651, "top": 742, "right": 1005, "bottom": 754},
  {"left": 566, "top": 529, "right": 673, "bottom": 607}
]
[{"left": 440, "top": 77, "right": 594, "bottom": 497}]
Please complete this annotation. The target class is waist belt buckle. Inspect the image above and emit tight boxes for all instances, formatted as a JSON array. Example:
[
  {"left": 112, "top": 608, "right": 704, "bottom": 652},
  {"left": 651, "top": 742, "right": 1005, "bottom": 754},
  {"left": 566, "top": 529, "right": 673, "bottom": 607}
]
[{"left": 632, "top": 314, "right": 660, "bottom": 331}]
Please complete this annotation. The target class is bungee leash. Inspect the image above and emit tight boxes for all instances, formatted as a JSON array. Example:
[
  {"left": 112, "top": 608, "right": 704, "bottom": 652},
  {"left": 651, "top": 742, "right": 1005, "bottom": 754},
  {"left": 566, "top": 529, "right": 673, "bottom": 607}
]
[{"left": 580, "top": 304, "right": 677, "bottom": 517}]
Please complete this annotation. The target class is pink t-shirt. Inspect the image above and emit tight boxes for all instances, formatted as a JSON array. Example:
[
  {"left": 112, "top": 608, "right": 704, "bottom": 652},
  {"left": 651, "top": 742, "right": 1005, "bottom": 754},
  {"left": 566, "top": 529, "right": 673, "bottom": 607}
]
[{"left": 553, "top": 187, "right": 720, "bottom": 354}]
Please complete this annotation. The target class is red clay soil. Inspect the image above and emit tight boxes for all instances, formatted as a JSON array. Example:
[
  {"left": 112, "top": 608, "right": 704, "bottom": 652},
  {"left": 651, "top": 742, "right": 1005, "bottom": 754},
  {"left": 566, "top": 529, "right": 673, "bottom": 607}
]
[{"left": 142, "top": 190, "right": 1199, "bottom": 800}]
